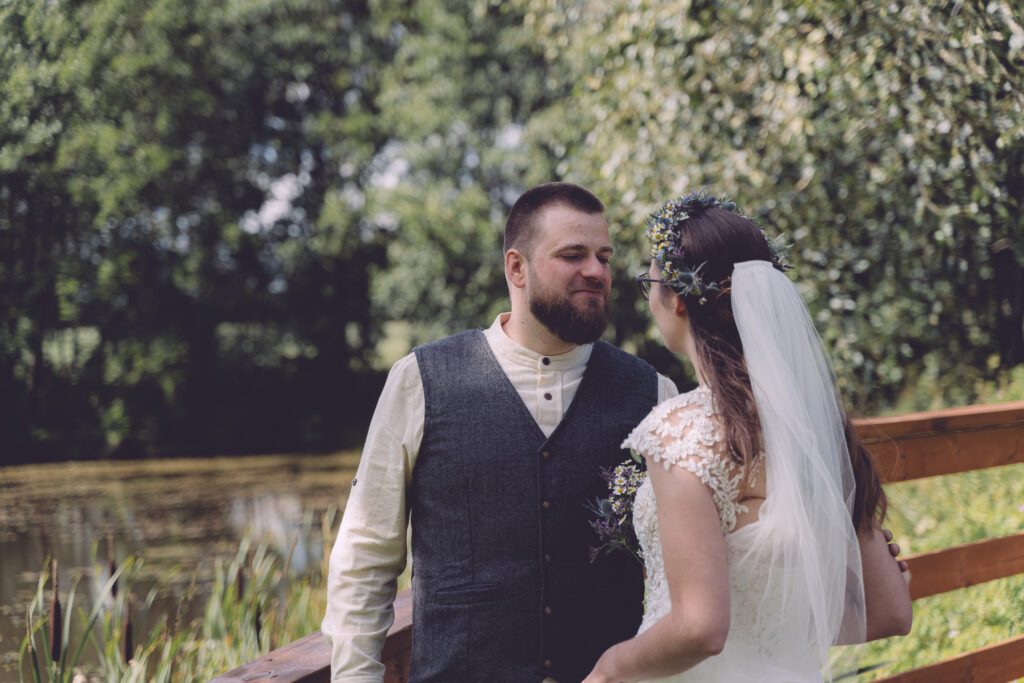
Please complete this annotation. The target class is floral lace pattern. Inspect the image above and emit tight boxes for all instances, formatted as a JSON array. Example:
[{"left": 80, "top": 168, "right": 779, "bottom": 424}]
[
  {"left": 621, "top": 386, "right": 762, "bottom": 634},
  {"left": 621, "top": 385, "right": 753, "bottom": 534}
]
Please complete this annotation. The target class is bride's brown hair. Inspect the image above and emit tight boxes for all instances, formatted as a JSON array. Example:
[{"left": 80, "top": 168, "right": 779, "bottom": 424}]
[{"left": 660, "top": 206, "right": 887, "bottom": 531}]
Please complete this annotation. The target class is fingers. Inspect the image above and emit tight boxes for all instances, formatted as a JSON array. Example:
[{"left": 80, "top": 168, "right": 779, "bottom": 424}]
[
  {"left": 883, "top": 527, "right": 909, "bottom": 572},
  {"left": 882, "top": 528, "right": 901, "bottom": 560}
]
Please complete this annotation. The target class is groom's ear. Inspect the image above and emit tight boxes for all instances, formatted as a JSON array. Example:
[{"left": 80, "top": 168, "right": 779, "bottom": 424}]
[{"left": 505, "top": 248, "right": 528, "bottom": 289}]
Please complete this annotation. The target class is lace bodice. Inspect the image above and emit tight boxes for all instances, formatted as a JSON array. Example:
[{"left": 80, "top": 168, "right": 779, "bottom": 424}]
[
  {"left": 621, "top": 387, "right": 816, "bottom": 682},
  {"left": 622, "top": 385, "right": 756, "bottom": 536},
  {"left": 622, "top": 386, "right": 755, "bottom": 627}
]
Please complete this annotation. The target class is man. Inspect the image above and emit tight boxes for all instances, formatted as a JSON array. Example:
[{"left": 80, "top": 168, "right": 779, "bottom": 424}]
[{"left": 322, "top": 182, "right": 678, "bottom": 682}]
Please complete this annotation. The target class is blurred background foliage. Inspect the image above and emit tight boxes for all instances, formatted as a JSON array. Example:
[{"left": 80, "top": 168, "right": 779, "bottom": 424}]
[{"left": 1, "top": 0, "right": 1023, "bottom": 462}]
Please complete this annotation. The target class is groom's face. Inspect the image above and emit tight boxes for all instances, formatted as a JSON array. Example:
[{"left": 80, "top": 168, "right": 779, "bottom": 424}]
[{"left": 525, "top": 204, "right": 613, "bottom": 344}]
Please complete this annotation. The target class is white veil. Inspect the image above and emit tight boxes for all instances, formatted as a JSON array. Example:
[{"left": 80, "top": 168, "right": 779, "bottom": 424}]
[{"left": 730, "top": 260, "right": 866, "bottom": 679}]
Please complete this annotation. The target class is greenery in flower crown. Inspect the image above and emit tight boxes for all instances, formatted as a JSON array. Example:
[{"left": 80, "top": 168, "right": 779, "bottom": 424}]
[{"left": 645, "top": 190, "right": 790, "bottom": 304}]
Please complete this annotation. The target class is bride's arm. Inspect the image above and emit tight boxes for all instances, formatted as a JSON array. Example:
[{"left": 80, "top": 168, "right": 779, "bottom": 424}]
[
  {"left": 836, "top": 524, "right": 912, "bottom": 645},
  {"left": 860, "top": 524, "right": 913, "bottom": 641},
  {"left": 583, "top": 460, "right": 730, "bottom": 683}
]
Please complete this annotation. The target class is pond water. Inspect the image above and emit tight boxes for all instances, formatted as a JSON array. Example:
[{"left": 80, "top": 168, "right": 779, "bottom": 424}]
[{"left": 0, "top": 451, "right": 359, "bottom": 681}]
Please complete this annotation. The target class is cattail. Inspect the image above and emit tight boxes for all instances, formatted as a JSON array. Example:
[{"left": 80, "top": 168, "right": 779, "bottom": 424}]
[
  {"left": 123, "top": 595, "right": 133, "bottom": 663},
  {"left": 107, "top": 533, "right": 118, "bottom": 599},
  {"left": 235, "top": 563, "right": 246, "bottom": 601},
  {"left": 254, "top": 602, "right": 262, "bottom": 647},
  {"left": 48, "top": 560, "right": 62, "bottom": 663}
]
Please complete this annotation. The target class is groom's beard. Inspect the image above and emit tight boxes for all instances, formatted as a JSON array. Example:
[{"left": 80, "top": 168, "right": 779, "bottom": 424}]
[{"left": 529, "top": 277, "right": 610, "bottom": 345}]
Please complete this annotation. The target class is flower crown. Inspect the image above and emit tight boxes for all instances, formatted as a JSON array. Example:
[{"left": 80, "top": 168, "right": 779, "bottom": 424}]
[{"left": 646, "top": 190, "right": 790, "bottom": 304}]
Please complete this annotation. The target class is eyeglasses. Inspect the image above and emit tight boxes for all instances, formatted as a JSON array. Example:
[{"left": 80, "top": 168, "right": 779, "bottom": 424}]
[{"left": 635, "top": 272, "right": 667, "bottom": 301}]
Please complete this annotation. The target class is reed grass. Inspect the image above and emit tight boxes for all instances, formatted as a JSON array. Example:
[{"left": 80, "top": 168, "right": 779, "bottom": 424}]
[{"left": 18, "top": 511, "right": 337, "bottom": 682}]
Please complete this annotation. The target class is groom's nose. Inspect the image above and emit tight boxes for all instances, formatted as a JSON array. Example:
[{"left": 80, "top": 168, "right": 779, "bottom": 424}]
[{"left": 579, "top": 254, "right": 608, "bottom": 281}]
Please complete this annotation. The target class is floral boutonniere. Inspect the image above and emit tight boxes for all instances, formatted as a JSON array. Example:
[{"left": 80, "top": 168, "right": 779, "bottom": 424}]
[{"left": 586, "top": 450, "right": 647, "bottom": 564}]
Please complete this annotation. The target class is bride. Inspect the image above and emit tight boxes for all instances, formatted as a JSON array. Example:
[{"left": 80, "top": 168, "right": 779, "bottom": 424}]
[{"left": 583, "top": 192, "right": 912, "bottom": 683}]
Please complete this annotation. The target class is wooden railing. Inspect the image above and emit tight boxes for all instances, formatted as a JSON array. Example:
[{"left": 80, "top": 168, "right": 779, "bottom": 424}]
[
  {"left": 864, "top": 400, "right": 1024, "bottom": 683},
  {"left": 212, "top": 400, "right": 1024, "bottom": 683}
]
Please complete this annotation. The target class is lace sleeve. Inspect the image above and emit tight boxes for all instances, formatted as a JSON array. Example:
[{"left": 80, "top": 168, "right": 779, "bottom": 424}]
[{"left": 622, "top": 389, "right": 748, "bottom": 533}]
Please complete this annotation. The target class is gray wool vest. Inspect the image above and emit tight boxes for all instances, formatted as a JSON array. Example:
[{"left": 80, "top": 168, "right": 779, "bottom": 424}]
[{"left": 409, "top": 330, "right": 659, "bottom": 683}]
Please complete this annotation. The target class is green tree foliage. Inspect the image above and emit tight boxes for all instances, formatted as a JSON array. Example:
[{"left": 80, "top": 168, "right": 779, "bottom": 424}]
[
  {"left": 2, "top": 0, "right": 1022, "bottom": 461},
  {"left": 1, "top": 0, "right": 395, "bottom": 460},
  {"left": 513, "top": 0, "right": 1024, "bottom": 410},
  {"left": 365, "top": 0, "right": 559, "bottom": 343}
]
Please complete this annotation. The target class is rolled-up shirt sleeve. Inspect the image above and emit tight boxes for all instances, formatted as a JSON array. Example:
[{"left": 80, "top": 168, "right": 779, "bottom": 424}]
[{"left": 322, "top": 353, "right": 423, "bottom": 681}]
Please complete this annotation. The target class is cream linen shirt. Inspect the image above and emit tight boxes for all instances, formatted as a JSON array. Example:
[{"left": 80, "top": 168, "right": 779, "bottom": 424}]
[{"left": 322, "top": 313, "right": 678, "bottom": 681}]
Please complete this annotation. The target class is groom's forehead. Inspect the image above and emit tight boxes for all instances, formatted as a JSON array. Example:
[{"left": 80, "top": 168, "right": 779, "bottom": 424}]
[
  {"left": 535, "top": 205, "right": 611, "bottom": 247},
  {"left": 547, "top": 240, "right": 615, "bottom": 256}
]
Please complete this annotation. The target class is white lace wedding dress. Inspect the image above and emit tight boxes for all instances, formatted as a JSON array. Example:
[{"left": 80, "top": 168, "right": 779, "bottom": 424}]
[{"left": 623, "top": 385, "right": 829, "bottom": 682}]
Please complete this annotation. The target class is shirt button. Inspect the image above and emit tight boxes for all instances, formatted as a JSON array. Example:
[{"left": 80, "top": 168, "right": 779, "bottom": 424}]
[
  {"left": 542, "top": 500, "right": 552, "bottom": 511},
  {"left": 542, "top": 357, "right": 550, "bottom": 365},
  {"left": 543, "top": 392, "right": 552, "bottom": 400},
  {"left": 544, "top": 606, "right": 553, "bottom": 616},
  {"left": 541, "top": 450, "right": 552, "bottom": 460}
]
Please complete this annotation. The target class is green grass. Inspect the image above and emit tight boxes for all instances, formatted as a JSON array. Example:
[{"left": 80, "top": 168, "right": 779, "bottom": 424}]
[{"left": 854, "top": 463, "right": 1024, "bottom": 681}]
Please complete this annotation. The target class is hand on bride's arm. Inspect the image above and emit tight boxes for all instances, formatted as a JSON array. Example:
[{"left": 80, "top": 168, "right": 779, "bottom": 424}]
[{"left": 582, "top": 458, "right": 730, "bottom": 683}]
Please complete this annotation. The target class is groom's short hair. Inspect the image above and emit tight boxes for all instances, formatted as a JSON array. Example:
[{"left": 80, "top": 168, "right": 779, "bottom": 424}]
[{"left": 503, "top": 182, "right": 605, "bottom": 256}]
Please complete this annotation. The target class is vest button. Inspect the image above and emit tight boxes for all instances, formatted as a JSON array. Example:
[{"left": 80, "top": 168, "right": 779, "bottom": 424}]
[
  {"left": 544, "top": 606, "right": 552, "bottom": 616},
  {"left": 543, "top": 659, "right": 553, "bottom": 668},
  {"left": 544, "top": 553, "right": 552, "bottom": 563},
  {"left": 542, "top": 500, "right": 552, "bottom": 511},
  {"left": 541, "top": 450, "right": 552, "bottom": 460}
]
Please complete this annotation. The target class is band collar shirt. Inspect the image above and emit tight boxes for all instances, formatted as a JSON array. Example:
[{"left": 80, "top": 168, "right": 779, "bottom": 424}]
[{"left": 483, "top": 312, "right": 592, "bottom": 438}]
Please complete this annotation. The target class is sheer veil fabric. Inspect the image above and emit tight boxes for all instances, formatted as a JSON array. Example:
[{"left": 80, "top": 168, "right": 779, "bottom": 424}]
[{"left": 730, "top": 260, "right": 866, "bottom": 678}]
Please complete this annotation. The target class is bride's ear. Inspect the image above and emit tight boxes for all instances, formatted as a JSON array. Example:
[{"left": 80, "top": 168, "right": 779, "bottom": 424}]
[{"left": 674, "top": 294, "right": 687, "bottom": 317}]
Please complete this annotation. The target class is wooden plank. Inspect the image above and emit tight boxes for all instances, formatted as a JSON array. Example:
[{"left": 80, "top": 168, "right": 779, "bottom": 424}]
[
  {"left": 867, "top": 424, "right": 1024, "bottom": 483},
  {"left": 873, "top": 633, "right": 1024, "bottom": 682},
  {"left": 903, "top": 532, "right": 1024, "bottom": 600},
  {"left": 854, "top": 400, "right": 1024, "bottom": 441},
  {"left": 382, "top": 590, "right": 413, "bottom": 683},
  {"left": 209, "top": 590, "right": 412, "bottom": 683},
  {"left": 207, "top": 631, "right": 329, "bottom": 683},
  {"left": 850, "top": 401, "right": 1024, "bottom": 483}
]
